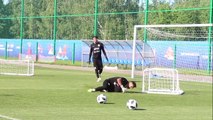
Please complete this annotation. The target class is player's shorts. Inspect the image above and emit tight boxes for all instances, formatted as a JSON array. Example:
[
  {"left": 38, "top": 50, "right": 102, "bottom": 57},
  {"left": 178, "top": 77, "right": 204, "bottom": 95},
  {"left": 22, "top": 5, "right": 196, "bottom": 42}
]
[
  {"left": 102, "top": 80, "right": 114, "bottom": 92},
  {"left": 103, "top": 79, "right": 122, "bottom": 92},
  {"left": 93, "top": 59, "right": 103, "bottom": 68}
]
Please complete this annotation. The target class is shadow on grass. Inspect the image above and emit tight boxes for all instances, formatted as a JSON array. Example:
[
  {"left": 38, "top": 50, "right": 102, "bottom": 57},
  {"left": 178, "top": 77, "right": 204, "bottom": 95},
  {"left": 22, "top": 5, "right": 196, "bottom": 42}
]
[
  {"left": 0, "top": 94, "right": 15, "bottom": 97},
  {"left": 105, "top": 102, "right": 115, "bottom": 104},
  {"left": 135, "top": 108, "right": 146, "bottom": 111},
  {"left": 125, "top": 91, "right": 142, "bottom": 94}
]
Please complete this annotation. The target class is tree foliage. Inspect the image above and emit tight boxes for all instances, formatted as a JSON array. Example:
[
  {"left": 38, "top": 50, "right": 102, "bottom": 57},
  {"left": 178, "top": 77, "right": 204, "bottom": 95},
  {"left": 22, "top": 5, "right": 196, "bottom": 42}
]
[{"left": 0, "top": 0, "right": 211, "bottom": 40}]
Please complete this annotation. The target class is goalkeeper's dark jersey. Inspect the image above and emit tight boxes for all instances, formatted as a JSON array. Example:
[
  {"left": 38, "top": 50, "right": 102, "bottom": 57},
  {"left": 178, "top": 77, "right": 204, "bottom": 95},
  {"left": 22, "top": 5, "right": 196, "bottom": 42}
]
[
  {"left": 89, "top": 42, "right": 106, "bottom": 60},
  {"left": 105, "top": 77, "right": 129, "bottom": 88}
]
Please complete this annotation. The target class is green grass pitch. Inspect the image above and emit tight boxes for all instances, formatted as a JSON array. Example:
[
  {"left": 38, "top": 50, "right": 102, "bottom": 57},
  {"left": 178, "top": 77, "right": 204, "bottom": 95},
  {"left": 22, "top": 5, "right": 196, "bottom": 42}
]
[{"left": 0, "top": 66, "right": 212, "bottom": 120}]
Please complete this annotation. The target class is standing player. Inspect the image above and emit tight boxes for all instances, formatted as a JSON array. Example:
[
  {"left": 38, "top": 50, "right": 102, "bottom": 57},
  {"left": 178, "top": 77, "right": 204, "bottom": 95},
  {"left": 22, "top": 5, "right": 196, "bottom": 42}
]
[
  {"left": 88, "top": 36, "right": 108, "bottom": 82},
  {"left": 88, "top": 77, "right": 136, "bottom": 93}
]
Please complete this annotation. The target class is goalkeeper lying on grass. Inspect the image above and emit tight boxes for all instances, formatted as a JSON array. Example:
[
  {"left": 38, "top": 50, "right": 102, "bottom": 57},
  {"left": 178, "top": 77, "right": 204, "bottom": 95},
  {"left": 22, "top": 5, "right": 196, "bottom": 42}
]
[{"left": 88, "top": 77, "right": 136, "bottom": 93}]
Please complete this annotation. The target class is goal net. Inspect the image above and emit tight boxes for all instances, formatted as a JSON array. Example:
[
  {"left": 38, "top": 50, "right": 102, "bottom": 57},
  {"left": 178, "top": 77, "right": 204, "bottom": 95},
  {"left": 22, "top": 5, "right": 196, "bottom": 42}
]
[
  {"left": 132, "top": 24, "right": 213, "bottom": 82},
  {"left": 142, "top": 68, "right": 184, "bottom": 95},
  {"left": 0, "top": 59, "right": 34, "bottom": 76}
]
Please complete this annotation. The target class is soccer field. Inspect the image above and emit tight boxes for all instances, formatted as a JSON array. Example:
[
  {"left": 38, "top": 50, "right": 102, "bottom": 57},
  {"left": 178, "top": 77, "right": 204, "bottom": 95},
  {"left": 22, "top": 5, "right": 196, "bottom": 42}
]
[{"left": 0, "top": 66, "right": 212, "bottom": 120}]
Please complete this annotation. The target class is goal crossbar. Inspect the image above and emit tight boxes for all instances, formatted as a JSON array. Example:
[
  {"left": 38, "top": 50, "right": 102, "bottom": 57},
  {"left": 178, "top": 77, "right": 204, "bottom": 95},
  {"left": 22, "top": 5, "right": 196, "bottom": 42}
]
[{"left": 134, "top": 24, "right": 213, "bottom": 28}]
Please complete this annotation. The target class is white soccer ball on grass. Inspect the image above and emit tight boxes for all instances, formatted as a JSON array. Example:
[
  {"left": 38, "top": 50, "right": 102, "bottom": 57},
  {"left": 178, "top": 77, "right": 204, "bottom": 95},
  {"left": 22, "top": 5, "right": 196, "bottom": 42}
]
[
  {"left": 97, "top": 94, "right": 107, "bottom": 104},
  {"left": 126, "top": 99, "right": 138, "bottom": 110}
]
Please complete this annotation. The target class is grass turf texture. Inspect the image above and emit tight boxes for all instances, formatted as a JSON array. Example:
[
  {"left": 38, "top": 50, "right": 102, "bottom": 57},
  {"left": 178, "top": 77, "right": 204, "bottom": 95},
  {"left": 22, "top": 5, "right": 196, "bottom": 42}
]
[{"left": 0, "top": 66, "right": 212, "bottom": 120}]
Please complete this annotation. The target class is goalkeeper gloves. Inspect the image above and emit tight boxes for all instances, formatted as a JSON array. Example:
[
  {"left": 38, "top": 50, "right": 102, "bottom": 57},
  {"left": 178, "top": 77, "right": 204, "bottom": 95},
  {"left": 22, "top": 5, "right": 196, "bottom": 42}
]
[{"left": 120, "top": 85, "right": 127, "bottom": 93}]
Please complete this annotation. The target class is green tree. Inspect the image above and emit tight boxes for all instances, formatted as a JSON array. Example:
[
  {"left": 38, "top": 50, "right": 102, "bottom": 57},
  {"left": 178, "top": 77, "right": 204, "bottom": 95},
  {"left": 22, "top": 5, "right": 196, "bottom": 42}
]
[
  {"left": 7, "top": 0, "right": 21, "bottom": 38},
  {"left": 172, "top": 0, "right": 207, "bottom": 40},
  {"left": 56, "top": 0, "right": 94, "bottom": 39},
  {"left": 24, "top": 0, "right": 43, "bottom": 39},
  {"left": 0, "top": 0, "right": 5, "bottom": 38},
  {"left": 4, "top": 0, "right": 211, "bottom": 40},
  {"left": 98, "top": 0, "right": 140, "bottom": 40},
  {"left": 37, "top": 0, "right": 54, "bottom": 39},
  {"left": 148, "top": 1, "right": 173, "bottom": 24}
]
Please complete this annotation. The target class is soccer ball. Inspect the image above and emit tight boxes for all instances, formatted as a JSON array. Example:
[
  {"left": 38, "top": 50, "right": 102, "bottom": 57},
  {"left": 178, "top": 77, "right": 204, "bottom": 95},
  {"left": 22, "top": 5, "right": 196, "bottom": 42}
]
[
  {"left": 126, "top": 99, "right": 138, "bottom": 110},
  {"left": 97, "top": 94, "right": 107, "bottom": 104}
]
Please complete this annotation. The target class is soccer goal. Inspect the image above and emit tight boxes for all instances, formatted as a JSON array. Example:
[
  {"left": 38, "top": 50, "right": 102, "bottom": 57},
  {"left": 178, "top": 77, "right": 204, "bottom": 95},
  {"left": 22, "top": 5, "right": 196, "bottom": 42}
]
[
  {"left": 131, "top": 24, "right": 213, "bottom": 79},
  {"left": 142, "top": 68, "right": 184, "bottom": 95},
  {"left": 0, "top": 59, "right": 34, "bottom": 76}
]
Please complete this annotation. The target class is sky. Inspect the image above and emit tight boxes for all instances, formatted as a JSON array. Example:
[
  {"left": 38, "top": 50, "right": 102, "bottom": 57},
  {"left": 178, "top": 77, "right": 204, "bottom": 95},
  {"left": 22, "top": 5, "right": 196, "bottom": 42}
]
[{"left": 3, "top": 0, "right": 9, "bottom": 5}]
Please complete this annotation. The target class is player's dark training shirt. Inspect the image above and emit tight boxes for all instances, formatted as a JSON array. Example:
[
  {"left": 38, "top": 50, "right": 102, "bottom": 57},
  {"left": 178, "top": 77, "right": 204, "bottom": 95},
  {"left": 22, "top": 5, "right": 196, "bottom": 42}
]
[
  {"left": 89, "top": 42, "right": 106, "bottom": 60},
  {"left": 105, "top": 77, "right": 129, "bottom": 92}
]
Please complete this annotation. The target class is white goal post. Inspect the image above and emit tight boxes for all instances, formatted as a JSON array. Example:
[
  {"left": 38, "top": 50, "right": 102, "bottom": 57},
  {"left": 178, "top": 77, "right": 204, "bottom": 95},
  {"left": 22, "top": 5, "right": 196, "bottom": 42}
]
[
  {"left": 142, "top": 68, "right": 184, "bottom": 95},
  {"left": 131, "top": 24, "right": 213, "bottom": 78},
  {"left": 0, "top": 59, "right": 34, "bottom": 76}
]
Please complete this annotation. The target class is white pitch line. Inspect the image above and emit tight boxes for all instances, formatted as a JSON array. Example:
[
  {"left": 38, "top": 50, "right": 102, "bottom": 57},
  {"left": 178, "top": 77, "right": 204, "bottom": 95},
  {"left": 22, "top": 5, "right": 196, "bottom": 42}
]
[{"left": 0, "top": 114, "right": 20, "bottom": 120}]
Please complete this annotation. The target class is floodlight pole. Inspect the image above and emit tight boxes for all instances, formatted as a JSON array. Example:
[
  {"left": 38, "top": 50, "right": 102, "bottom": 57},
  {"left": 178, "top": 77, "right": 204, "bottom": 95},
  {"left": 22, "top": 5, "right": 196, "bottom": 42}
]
[
  {"left": 36, "top": 42, "right": 38, "bottom": 62},
  {"left": 5, "top": 41, "right": 7, "bottom": 59},
  {"left": 173, "top": 44, "right": 177, "bottom": 69},
  {"left": 208, "top": 0, "right": 213, "bottom": 75},
  {"left": 93, "top": 0, "right": 99, "bottom": 36},
  {"left": 53, "top": 0, "right": 58, "bottom": 57},
  {"left": 20, "top": 0, "right": 24, "bottom": 58},
  {"left": 143, "top": 0, "right": 149, "bottom": 43},
  {"left": 72, "top": 43, "right": 75, "bottom": 64}
]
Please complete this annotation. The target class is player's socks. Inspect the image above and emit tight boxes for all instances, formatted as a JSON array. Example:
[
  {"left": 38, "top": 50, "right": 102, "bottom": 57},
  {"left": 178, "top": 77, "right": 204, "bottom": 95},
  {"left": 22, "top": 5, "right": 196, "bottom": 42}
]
[
  {"left": 88, "top": 89, "right": 95, "bottom": 92},
  {"left": 96, "top": 73, "right": 101, "bottom": 82},
  {"left": 95, "top": 69, "right": 99, "bottom": 78},
  {"left": 97, "top": 77, "right": 101, "bottom": 82}
]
